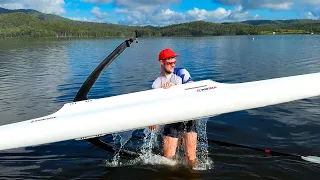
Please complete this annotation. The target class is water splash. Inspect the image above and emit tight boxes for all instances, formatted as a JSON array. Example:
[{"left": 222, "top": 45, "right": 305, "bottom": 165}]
[
  {"left": 105, "top": 119, "right": 213, "bottom": 170},
  {"left": 104, "top": 153, "right": 177, "bottom": 167},
  {"left": 195, "top": 118, "right": 214, "bottom": 170},
  {"left": 104, "top": 127, "right": 177, "bottom": 167},
  {"left": 109, "top": 130, "right": 134, "bottom": 166},
  {"left": 140, "top": 128, "right": 159, "bottom": 156},
  {"left": 137, "top": 119, "right": 214, "bottom": 170}
]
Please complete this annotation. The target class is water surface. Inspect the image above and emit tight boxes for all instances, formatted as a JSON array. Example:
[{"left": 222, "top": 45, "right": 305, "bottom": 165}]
[{"left": 0, "top": 35, "right": 320, "bottom": 179}]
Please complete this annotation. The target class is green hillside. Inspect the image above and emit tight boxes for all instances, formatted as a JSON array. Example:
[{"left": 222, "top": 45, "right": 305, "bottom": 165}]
[
  {"left": 0, "top": 7, "right": 319, "bottom": 38},
  {"left": 0, "top": 7, "right": 70, "bottom": 22}
]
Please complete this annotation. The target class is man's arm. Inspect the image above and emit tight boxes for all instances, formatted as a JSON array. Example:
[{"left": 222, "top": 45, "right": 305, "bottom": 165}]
[
  {"left": 149, "top": 77, "right": 162, "bottom": 130},
  {"left": 176, "top": 68, "right": 193, "bottom": 84}
]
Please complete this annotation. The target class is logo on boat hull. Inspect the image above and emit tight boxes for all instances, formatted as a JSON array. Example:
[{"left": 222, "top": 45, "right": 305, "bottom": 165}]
[
  {"left": 197, "top": 86, "right": 217, "bottom": 92},
  {"left": 31, "top": 116, "right": 56, "bottom": 123}
]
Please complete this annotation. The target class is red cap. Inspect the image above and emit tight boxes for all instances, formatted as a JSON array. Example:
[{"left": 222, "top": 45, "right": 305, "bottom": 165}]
[{"left": 158, "top": 48, "right": 179, "bottom": 61}]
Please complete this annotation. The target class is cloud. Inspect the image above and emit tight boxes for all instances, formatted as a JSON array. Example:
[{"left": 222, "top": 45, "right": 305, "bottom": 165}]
[
  {"left": 263, "top": 2, "right": 293, "bottom": 10},
  {"left": 303, "top": 0, "right": 320, "bottom": 5},
  {"left": 228, "top": 9, "right": 251, "bottom": 20},
  {"left": 228, "top": 5, "right": 257, "bottom": 21},
  {"left": 115, "top": 0, "right": 181, "bottom": 13},
  {"left": 212, "top": 0, "right": 320, "bottom": 19},
  {"left": 116, "top": 0, "right": 184, "bottom": 25},
  {"left": 0, "top": 0, "right": 65, "bottom": 14},
  {"left": 254, "top": 14, "right": 262, "bottom": 19},
  {"left": 116, "top": 0, "right": 247, "bottom": 25},
  {"left": 304, "top": 12, "right": 319, "bottom": 19},
  {"left": 68, "top": 16, "right": 107, "bottom": 23},
  {"left": 114, "top": 0, "right": 320, "bottom": 25},
  {"left": 115, "top": 0, "right": 264, "bottom": 25},
  {"left": 115, "top": 8, "right": 128, "bottom": 14},
  {"left": 152, "top": 8, "right": 185, "bottom": 25},
  {"left": 295, "top": 0, "right": 320, "bottom": 19},
  {"left": 185, "top": 6, "right": 257, "bottom": 23},
  {"left": 80, "top": 0, "right": 113, "bottom": 4},
  {"left": 90, "top": 6, "right": 108, "bottom": 19},
  {"left": 213, "top": 0, "right": 294, "bottom": 10},
  {"left": 0, "top": 3, "right": 24, "bottom": 9},
  {"left": 69, "top": 17, "right": 90, "bottom": 22},
  {"left": 119, "top": 8, "right": 185, "bottom": 25},
  {"left": 186, "top": 7, "right": 231, "bottom": 21},
  {"left": 119, "top": 5, "right": 259, "bottom": 26}
]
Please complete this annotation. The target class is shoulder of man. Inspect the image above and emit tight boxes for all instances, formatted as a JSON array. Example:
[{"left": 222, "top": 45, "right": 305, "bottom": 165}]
[{"left": 174, "top": 68, "right": 193, "bottom": 84}]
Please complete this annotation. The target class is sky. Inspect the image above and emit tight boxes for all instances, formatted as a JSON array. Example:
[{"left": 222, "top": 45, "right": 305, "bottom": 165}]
[{"left": 0, "top": 0, "right": 319, "bottom": 26}]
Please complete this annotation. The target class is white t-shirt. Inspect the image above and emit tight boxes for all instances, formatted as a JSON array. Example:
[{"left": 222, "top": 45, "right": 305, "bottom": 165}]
[{"left": 152, "top": 73, "right": 182, "bottom": 89}]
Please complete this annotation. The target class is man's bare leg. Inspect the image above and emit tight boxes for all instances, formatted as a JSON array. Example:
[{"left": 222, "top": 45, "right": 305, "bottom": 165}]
[
  {"left": 163, "top": 136, "right": 178, "bottom": 158},
  {"left": 183, "top": 132, "right": 197, "bottom": 167}
]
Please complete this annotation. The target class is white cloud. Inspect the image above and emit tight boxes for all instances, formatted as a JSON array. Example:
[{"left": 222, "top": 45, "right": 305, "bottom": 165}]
[
  {"left": 304, "top": 12, "right": 319, "bottom": 19},
  {"left": 115, "top": 0, "right": 184, "bottom": 25},
  {"left": 115, "top": 0, "right": 181, "bottom": 13},
  {"left": 186, "top": 7, "right": 231, "bottom": 21},
  {"left": 115, "top": 8, "right": 128, "bottom": 14},
  {"left": 118, "top": 10, "right": 146, "bottom": 25},
  {"left": 0, "top": 3, "right": 24, "bottom": 9},
  {"left": 228, "top": 5, "right": 252, "bottom": 20},
  {"left": 185, "top": 6, "right": 254, "bottom": 22},
  {"left": 119, "top": 5, "right": 259, "bottom": 26},
  {"left": 235, "top": 5, "right": 243, "bottom": 12},
  {"left": 213, "top": 0, "right": 295, "bottom": 10},
  {"left": 116, "top": 0, "right": 265, "bottom": 25},
  {"left": 229, "top": 11, "right": 250, "bottom": 20},
  {"left": 303, "top": 0, "right": 320, "bottom": 5},
  {"left": 69, "top": 17, "right": 90, "bottom": 22},
  {"left": 213, "top": 0, "right": 320, "bottom": 20},
  {"left": 1, "top": 0, "right": 317, "bottom": 26},
  {"left": 119, "top": 8, "right": 185, "bottom": 25},
  {"left": 0, "top": 0, "right": 65, "bottom": 14},
  {"left": 295, "top": 0, "right": 320, "bottom": 19},
  {"left": 91, "top": 6, "right": 108, "bottom": 19},
  {"left": 80, "top": 0, "right": 113, "bottom": 4},
  {"left": 152, "top": 9, "right": 185, "bottom": 25},
  {"left": 254, "top": 14, "right": 262, "bottom": 19},
  {"left": 69, "top": 16, "right": 107, "bottom": 23},
  {"left": 263, "top": 2, "right": 293, "bottom": 10}
]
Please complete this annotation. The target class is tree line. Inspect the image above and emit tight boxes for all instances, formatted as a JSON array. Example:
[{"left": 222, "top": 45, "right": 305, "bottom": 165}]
[{"left": 0, "top": 12, "right": 319, "bottom": 38}]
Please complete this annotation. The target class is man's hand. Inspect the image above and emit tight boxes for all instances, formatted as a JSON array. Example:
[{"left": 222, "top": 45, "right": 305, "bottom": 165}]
[
  {"left": 149, "top": 125, "right": 158, "bottom": 131},
  {"left": 162, "top": 82, "right": 175, "bottom": 89}
]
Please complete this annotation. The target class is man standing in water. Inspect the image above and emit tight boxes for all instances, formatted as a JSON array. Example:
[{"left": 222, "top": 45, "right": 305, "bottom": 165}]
[{"left": 149, "top": 48, "right": 197, "bottom": 167}]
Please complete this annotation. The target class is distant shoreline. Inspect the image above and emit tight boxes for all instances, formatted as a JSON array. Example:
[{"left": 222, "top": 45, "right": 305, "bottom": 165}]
[
  {"left": 0, "top": 33, "right": 318, "bottom": 41},
  {"left": 0, "top": 9, "right": 319, "bottom": 38}
]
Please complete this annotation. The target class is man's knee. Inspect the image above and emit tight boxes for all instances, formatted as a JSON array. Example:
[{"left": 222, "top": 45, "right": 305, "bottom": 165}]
[{"left": 184, "top": 132, "right": 197, "bottom": 142}]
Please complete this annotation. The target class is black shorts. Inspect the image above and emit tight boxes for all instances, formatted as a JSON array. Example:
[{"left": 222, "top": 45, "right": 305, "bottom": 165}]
[{"left": 163, "top": 120, "right": 197, "bottom": 138}]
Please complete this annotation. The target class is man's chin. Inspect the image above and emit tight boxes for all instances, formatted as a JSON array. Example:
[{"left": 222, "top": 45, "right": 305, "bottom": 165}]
[{"left": 165, "top": 69, "right": 174, "bottom": 74}]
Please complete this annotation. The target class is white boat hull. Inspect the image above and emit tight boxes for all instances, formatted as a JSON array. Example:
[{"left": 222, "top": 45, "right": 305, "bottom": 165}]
[{"left": 1, "top": 72, "right": 320, "bottom": 151}]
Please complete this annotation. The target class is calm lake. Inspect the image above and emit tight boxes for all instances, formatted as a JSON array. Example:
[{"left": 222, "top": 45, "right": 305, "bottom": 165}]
[{"left": 0, "top": 35, "right": 320, "bottom": 179}]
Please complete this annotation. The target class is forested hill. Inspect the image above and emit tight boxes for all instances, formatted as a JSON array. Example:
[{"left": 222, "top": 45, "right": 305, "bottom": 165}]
[
  {"left": 0, "top": 7, "right": 319, "bottom": 38},
  {"left": 0, "top": 7, "right": 70, "bottom": 22}
]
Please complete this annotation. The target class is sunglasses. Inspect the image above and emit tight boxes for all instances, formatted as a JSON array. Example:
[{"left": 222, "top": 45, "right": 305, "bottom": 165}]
[{"left": 164, "top": 61, "right": 176, "bottom": 66}]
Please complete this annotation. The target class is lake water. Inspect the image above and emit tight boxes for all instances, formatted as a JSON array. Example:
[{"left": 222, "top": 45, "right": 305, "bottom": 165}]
[{"left": 0, "top": 35, "right": 320, "bottom": 179}]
